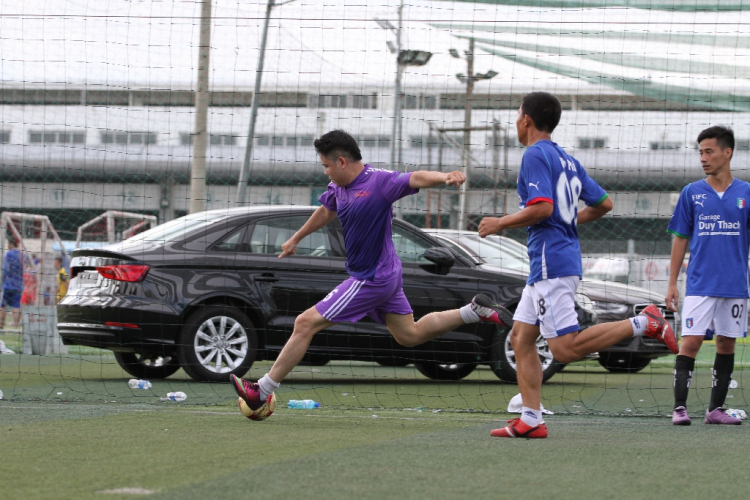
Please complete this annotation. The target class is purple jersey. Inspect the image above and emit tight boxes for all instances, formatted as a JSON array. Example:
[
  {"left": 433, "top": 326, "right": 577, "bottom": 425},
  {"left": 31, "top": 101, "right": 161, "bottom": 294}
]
[{"left": 318, "top": 165, "right": 418, "bottom": 280}]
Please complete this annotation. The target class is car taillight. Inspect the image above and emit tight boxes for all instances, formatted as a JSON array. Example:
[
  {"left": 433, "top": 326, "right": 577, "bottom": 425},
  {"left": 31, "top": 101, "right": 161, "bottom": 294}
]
[{"left": 96, "top": 264, "right": 150, "bottom": 282}]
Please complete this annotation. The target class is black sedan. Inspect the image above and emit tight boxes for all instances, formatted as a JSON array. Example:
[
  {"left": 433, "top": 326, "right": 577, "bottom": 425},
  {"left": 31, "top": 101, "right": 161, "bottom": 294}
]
[{"left": 58, "top": 206, "right": 594, "bottom": 383}]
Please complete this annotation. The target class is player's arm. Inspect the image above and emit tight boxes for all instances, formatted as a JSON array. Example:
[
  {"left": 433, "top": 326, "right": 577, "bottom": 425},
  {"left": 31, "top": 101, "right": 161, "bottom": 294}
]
[
  {"left": 477, "top": 202, "right": 553, "bottom": 237},
  {"left": 665, "top": 235, "right": 689, "bottom": 312},
  {"left": 279, "top": 205, "right": 337, "bottom": 258},
  {"left": 408, "top": 170, "right": 466, "bottom": 189},
  {"left": 577, "top": 196, "right": 613, "bottom": 224}
]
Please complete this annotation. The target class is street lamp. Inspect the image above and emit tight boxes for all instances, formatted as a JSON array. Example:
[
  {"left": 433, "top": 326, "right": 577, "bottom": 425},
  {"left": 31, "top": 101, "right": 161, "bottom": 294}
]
[
  {"left": 450, "top": 38, "right": 498, "bottom": 229},
  {"left": 375, "top": 9, "right": 432, "bottom": 172}
]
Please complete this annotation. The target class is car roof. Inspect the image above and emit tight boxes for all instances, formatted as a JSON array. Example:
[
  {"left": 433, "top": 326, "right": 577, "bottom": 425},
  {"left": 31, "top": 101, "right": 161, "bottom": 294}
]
[{"left": 198, "top": 205, "right": 318, "bottom": 218}]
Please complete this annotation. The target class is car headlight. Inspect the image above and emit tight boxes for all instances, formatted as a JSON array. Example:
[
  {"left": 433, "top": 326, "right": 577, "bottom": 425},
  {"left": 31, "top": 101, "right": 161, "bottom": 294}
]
[
  {"left": 575, "top": 293, "right": 598, "bottom": 326},
  {"left": 592, "top": 301, "right": 631, "bottom": 319}
]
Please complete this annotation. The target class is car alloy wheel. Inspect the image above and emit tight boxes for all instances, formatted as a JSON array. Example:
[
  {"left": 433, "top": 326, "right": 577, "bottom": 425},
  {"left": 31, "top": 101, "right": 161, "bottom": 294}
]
[
  {"left": 178, "top": 305, "right": 257, "bottom": 382},
  {"left": 194, "top": 315, "right": 249, "bottom": 373},
  {"left": 489, "top": 329, "right": 562, "bottom": 383}
]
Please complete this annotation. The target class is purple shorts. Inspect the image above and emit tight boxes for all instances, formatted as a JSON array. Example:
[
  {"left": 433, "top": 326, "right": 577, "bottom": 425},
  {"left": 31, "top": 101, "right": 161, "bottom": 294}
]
[{"left": 315, "top": 274, "right": 413, "bottom": 324}]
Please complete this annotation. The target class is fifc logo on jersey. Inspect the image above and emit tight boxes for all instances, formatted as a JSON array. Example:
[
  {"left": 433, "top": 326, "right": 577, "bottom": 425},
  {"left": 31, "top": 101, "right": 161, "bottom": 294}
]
[{"left": 737, "top": 198, "right": 746, "bottom": 209}]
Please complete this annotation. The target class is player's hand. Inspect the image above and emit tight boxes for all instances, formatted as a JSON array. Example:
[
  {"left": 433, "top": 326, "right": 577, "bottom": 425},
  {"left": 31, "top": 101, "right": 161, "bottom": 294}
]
[
  {"left": 445, "top": 170, "right": 466, "bottom": 188},
  {"left": 665, "top": 284, "right": 680, "bottom": 312},
  {"left": 278, "top": 239, "right": 298, "bottom": 258},
  {"left": 477, "top": 217, "right": 503, "bottom": 238}
]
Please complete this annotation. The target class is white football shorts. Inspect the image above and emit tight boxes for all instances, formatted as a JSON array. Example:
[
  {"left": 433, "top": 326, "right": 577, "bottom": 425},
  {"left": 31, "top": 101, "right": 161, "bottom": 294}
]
[
  {"left": 513, "top": 276, "right": 581, "bottom": 339},
  {"left": 681, "top": 296, "right": 748, "bottom": 339}
]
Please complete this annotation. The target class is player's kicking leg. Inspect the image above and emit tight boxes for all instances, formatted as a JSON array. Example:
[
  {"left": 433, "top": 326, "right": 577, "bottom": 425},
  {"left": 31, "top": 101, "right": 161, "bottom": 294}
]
[
  {"left": 386, "top": 293, "right": 513, "bottom": 347},
  {"left": 231, "top": 306, "right": 333, "bottom": 411}
]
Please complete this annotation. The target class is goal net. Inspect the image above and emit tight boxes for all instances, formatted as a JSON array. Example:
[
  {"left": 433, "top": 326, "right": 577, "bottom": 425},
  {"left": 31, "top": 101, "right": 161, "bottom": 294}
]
[{"left": 0, "top": 0, "right": 747, "bottom": 417}]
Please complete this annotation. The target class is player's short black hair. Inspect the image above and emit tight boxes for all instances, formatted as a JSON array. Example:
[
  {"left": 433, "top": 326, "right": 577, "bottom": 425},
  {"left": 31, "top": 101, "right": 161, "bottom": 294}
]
[
  {"left": 697, "top": 125, "right": 735, "bottom": 153},
  {"left": 314, "top": 130, "right": 362, "bottom": 162},
  {"left": 520, "top": 92, "right": 562, "bottom": 133}
]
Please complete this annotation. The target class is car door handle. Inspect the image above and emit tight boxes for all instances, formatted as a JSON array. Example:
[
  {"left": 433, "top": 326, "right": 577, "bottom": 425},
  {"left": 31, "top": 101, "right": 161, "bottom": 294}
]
[{"left": 255, "top": 273, "right": 279, "bottom": 283}]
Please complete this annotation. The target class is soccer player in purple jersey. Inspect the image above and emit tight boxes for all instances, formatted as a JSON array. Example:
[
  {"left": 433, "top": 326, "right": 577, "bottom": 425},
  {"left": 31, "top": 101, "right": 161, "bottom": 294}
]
[
  {"left": 231, "top": 130, "right": 512, "bottom": 413},
  {"left": 478, "top": 92, "right": 678, "bottom": 438}
]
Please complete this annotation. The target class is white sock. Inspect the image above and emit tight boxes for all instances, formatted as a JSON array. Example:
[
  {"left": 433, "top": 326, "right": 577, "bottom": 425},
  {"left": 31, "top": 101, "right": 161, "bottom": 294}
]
[
  {"left": 258, "top": 373, "right": 279, "bottom": 400},
  {"left": 630, "top": 315, "right": 648, "bottom": 336},
  {"left": 459, "top": 304, "right": 480, "bottom": 324},
  {"left": 520, "top": 406, "right": 542, "bottom": 426}
]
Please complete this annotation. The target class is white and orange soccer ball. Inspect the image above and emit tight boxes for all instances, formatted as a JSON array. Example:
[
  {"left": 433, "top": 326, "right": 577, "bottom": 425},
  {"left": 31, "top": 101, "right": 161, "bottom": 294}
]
[{"left": 237, "top": 393, "right": 276, "bottom": 421}]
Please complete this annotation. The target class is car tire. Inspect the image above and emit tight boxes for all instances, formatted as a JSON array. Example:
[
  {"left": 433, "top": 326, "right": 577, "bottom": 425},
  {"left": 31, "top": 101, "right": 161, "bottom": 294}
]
[
  {"left": 598, "top": 353, "right": 651, "bottom": 373},
  {"left": 414, "top": 362, "right": 477, "bottom": 380},
  {"left": 376, "top": 354, "right": 411, "bottom": 367},
  {"left": 177, "top": 305, "right": 257, "bottom": 382},
  {"left": 488, "top": 329, "right": 562, "bottom": 383},
  {"left": 114, "top": 352, "right": 181, "bottom": 379},
  {"left": 299, "top": 353, "right": 330, "bottom": 366}
]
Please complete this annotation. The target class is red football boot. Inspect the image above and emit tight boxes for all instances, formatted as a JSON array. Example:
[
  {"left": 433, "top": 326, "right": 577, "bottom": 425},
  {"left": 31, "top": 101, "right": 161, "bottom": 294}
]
[
  {"left": 491, "top": 418, "right": 548, "bottom": 438},
  {"left": 641, "top": 304, "right": 678, "bottom": 354}
]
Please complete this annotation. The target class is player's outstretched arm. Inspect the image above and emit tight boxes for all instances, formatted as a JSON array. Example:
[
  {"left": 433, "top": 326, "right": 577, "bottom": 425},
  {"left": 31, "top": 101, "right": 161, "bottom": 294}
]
[
  {"left": 477, "top": 202, "right": 553, "bottom": 237},
  {"left": 665, "top": 235, "right": 689, "bottom": 312},
  {"left": 279, "top": 205, "right": 337, "bottom": 258},
  {"left": 408, "top": 170, "right": 465, "bottom": 189},
  {"left": 577, "top": 196, "right": 613, "bottom": 224}
]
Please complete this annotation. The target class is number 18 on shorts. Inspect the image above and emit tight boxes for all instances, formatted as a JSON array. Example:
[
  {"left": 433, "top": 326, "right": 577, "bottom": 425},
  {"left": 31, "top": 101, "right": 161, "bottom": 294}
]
[{"left": 512, "top": 276, "right": 581, "bottom": 340}]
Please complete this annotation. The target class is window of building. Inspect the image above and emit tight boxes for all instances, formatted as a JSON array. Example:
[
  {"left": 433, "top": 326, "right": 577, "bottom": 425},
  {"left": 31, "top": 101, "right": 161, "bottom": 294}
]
[
  {"left": 101, "top": 131, "right": 156, "bottom": 145},
  {"left": 29, "top": 131, "right": 86, "bottom": 144},
  {"left": 0, "top": 131, "right": 9, "bottom": 144},
  {"left": 578, "top": 137, "right": 607, "bottom": 149},
  {"left": 352, "top": 95, "right": 376, "bottom": 109},
  {"left": 650, "top": 141, "right": 681, "bottom": 150}
]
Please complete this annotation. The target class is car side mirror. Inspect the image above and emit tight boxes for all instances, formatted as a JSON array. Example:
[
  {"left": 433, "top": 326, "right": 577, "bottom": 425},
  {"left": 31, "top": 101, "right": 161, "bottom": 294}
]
[{"left": 422, "top": 247, "right": 455, "bottom": 275}]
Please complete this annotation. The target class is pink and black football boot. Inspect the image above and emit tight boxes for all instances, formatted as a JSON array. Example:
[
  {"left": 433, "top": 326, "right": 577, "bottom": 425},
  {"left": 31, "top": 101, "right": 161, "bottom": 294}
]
[
  {"left": 230, "top": 374, "right": 264, "bottom": 411},
  {"left": 470, "top": 294, "right": 513, "bottom": 328}
]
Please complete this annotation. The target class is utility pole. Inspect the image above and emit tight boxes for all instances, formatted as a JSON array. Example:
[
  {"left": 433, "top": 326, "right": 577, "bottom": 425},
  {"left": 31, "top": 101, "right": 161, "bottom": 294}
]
[
  {"left": 189, "top": 0, "right": 212, "bottom": 214},
  {"left": 450, "top": 38, "right": 497, "bottom": 230},
  {"left": 458, "top": 38, "right": 475, "bottom": 230},
  {"left": 389, "top": 1, "right": 403, "bottom": 171},
  {"left": 236, "top": 0, "right": 275, "bottom": 205}
]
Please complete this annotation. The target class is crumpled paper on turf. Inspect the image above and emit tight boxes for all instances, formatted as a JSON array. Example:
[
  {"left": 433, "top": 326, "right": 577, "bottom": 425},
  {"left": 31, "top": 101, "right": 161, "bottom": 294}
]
[{"left": 507, "top": 393, "right": 554, "bottom": 415}]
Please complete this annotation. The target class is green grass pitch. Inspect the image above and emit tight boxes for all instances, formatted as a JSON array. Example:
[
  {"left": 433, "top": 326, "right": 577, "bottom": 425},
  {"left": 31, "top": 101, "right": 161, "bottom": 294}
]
[{"left": 1, "top": 339, "right": 749, "bottom": 499}]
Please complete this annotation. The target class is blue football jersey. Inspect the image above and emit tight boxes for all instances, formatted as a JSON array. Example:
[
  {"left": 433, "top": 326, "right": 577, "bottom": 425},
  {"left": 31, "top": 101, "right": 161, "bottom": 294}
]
[
  {"left": 518, "top": 140, "right": 608, "bottom": 285},
  {"left": 667, "top": 179, "right": 750, "bottom": 298}
]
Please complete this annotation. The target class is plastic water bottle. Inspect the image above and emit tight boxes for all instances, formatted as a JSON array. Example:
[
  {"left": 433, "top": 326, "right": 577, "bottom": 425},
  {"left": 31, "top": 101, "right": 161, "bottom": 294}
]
[
  {"left": 164, "top": 391, "right": 187, "bottom": 402},
  {"left": 128, "top": 379, "right": 152, "bottom": 390},
  {"left": 726, "top": 408, "right": 747, "bottom": 420},
  {"left": 287, "top": 399, "right": 320, "bottom": 409},
  {"left": 0, "top": 389, "right": 3, "bottom": 400}
]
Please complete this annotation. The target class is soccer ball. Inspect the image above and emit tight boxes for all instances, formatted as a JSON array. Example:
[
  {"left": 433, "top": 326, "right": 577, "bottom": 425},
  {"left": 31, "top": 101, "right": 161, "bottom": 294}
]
[{"left": 237, "top": 393, "right": 276, "bottom": 421}]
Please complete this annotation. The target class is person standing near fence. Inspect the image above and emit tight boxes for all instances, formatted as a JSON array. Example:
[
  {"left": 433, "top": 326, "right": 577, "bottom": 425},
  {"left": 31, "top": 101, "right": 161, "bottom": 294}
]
[
  {"left": 0, "top": 238, "right": 24, "bottom": 328},
  {"left": 666, "top": 126, "right": 749, "bottom": 426},
  {"left": 230, "top": 129, "right": 513, "bottom": 416},
  {"left": 477, "top": 92, "right": 678, "bottom": 438},
  {"left": 54, "top": 256, "right": 69, "bottom": 304}
]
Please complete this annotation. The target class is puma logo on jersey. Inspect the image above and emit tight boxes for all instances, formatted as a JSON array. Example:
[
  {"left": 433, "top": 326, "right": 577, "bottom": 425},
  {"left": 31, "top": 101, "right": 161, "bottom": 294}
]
[
  {"left": 529, "top": 182, "right": 540, "bottom": 190},
  {"left": 695, "top": 200, "right": 704, "bottom": 207}
]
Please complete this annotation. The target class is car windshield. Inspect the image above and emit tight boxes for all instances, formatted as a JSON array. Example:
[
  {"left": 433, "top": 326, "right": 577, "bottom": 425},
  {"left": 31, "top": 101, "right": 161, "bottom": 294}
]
[
  {"left": 453, "top": 234, "right": 530, "bottom": 272},
  {"left": 123, "top": 213, "right": 226, "bottom": 244}
]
